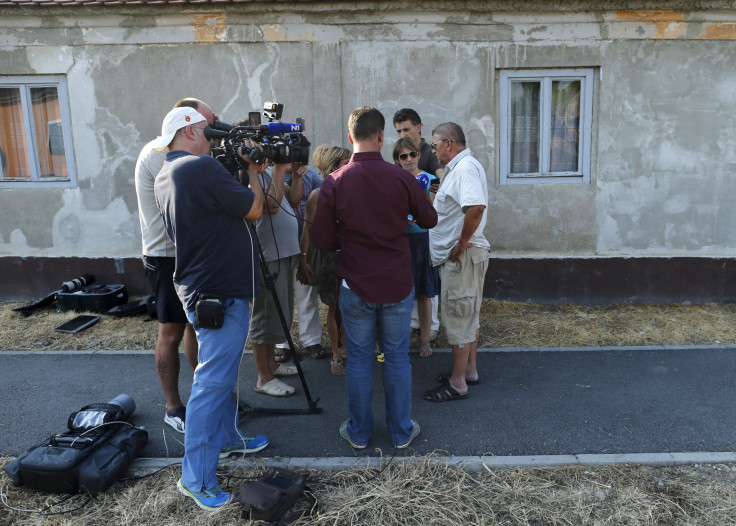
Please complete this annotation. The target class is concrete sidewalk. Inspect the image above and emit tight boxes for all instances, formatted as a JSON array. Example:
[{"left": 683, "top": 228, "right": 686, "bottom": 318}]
[{"left": 2, "top": 346, "right": 736, "bottom": 466}]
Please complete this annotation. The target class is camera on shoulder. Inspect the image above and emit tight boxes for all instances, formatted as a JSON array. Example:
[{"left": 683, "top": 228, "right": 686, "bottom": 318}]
[{"left": 206, "top": 101, "right": 311, "bottom": 185}]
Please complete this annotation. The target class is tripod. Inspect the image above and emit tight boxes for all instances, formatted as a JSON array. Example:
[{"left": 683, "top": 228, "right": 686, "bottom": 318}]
[{"left": 239, "top": 223, "right": 322, "bottom": 417}]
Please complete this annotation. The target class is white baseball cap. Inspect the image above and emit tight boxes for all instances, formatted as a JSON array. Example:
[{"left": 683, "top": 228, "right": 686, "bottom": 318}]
[{"left": 151, "top": 107, "right": 207, "bottom": 151}]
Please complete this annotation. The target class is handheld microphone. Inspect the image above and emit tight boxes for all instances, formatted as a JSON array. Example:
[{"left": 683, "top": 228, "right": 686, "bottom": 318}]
[{"left": 416, "top": 173, "right": 430, "bottom": 191}]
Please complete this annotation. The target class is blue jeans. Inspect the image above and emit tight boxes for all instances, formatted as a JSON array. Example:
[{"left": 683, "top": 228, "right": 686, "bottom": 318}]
[
  {"left": 339, "top": 285, "right": 414, "bottom": 446},
  {"left": 181, "top": 298, "right": 249, "bottom": 492}
]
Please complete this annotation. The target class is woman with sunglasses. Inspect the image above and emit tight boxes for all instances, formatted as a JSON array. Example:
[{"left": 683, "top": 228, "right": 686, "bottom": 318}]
[{"left": 392, "top": 137, "right": 439, "bottom": 358}]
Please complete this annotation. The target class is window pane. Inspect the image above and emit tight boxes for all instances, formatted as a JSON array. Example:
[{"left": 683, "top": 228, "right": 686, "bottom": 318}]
[
  {"left": 31, "top": 87, "right": 67, "bottom": 179},
  {"left": 0, "top": 87, "right": 31, "bottom": 179},
  {"left": 550, "top": 80, "right": 580, "bottom": 172},
  {"left": 510, "top": 81, "right": 540, "bottom": 174}
]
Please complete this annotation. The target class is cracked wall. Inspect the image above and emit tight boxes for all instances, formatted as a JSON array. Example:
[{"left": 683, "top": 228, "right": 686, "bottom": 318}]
[{"left": 0, "top": 2, "right": 735, "bottom": 259}]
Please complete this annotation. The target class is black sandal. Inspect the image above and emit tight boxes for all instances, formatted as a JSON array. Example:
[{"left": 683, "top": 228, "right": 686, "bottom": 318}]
[
  {"left": 306, "top": 343, "right": 328, "bottom": 359},
  {"left": 274, "top": 350, "right": 289, "bottom": 363},
  {"left": 423, "top": 383, "right": 469, "bottom": 402},
  {"left": 437, "top": 374, "right": 480, "bottom": 386}
]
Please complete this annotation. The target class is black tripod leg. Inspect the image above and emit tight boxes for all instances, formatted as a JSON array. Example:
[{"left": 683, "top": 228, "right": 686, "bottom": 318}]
[{"left": 247, "top": 230, "right": 321, "bottom": 415}]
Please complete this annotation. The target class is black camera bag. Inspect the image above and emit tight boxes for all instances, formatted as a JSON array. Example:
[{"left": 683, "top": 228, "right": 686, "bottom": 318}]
[
  {"left": 233, "top": 467, "right": 314, "bottom": 525},
  {"left": 4, "top": 402, "right": 147, "bottom": 495}
]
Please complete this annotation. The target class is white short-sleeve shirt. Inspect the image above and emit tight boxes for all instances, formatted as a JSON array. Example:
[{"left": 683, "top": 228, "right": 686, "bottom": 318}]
[
  {"left": 429, "top": 149, "right": 489, "bottom": 266},
  {"left": 135, "top": 141, "right": 176, "bottom": 257}
]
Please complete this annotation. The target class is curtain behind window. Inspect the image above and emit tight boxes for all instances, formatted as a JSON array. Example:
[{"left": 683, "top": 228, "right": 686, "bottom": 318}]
[
  {"left": 31, "top": 87, "right": 67, "bottom": 178},
  {"left": 510, "top": 81, "right": 540, "bottom": 174},
  {"left": 550, "top": 80, "right": 580, "bottom": 173},
  {"left": 0, "top": 88, "right": 31, "bottom": 179}
]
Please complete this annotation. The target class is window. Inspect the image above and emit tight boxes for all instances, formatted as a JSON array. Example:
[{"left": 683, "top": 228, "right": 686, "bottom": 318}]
[
  {"left": 499, "top": 69, "right": 594, "bottom": 185},
  {"left": 0, "top": 76, "right": 77, "bottom": 188}
]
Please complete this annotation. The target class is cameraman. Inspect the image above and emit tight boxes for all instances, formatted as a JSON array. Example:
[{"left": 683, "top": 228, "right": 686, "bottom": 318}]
[
  {"left": 153, "top": 107, "right": 269, "bottom": 511},
  {"left": 134, "top": 97, "right": 215, "bottom": 433},
  {"left": 249, "top": 159, "right": 304, "bottom": 397},
  {"left": 227, "top": 117, "right": 304, "bottom": 397}
]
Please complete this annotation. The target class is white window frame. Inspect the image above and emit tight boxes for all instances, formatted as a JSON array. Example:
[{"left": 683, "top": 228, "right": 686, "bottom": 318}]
[
  {"left": 0, "top": 76, "right": 77, "bottom": 189},
  {"left": 499, "top": 68, "right": 594, "bottom": 185}
]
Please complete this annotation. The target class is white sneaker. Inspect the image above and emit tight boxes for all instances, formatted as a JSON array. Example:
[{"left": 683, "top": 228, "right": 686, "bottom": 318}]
[
  {"left": 164, "top": 406, "right": 186, "bottom": 433},
  {"left": 273, "top": 364, "right": 298, "bottom": 377},
  {"left": 254, "top": 378, "right": 295, "bottom": 397}
]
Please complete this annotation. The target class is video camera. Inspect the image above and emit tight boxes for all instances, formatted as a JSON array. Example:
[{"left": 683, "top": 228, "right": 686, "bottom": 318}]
[{"left": 207, "top": 102, "right": 311, "bottom": 179}]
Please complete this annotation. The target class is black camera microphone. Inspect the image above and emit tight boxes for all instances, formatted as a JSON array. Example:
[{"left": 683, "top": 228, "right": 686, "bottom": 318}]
[
  {"left": 261, "top": 122, "right": 304, "bottom": 134},
  {"left": 211, "top": 119, "right": 304, "bottom": 136},
  {"left": 226, "top": 122, "right": 305, "bottom": 135}
]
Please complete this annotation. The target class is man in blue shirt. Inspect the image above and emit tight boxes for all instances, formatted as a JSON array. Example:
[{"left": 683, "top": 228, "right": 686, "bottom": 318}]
[{"left": 153, "top": 106, "right": 269, "bottom": 511}]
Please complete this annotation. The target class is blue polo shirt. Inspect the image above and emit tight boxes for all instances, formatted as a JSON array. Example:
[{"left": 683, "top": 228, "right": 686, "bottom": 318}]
[{"left": 154, "top": 150, "right": 259, "bottom": 310}]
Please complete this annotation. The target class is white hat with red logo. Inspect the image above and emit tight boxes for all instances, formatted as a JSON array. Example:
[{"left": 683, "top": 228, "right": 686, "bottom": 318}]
[{"left": 151, "top": 107, "right": 206, "bottom": 151}]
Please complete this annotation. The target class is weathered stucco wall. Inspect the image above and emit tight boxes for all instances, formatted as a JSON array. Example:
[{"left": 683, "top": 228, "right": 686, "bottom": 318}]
[{"left": 1, "top": 1, "right": 735, "bottom": 262}]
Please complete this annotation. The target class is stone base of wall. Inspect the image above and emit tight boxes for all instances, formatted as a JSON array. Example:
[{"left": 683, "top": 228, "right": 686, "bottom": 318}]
[
  {"left": 1, "top": 256, "right": 734, "bottom": 305},
  {"left": 485, "top": 257, "right": 736, "bottom": 304}
]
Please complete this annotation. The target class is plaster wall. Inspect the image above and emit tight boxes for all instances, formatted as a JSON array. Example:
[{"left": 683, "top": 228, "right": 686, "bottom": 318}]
[{"left": 0, "top": 2, "right": 735, "bottom": 260}]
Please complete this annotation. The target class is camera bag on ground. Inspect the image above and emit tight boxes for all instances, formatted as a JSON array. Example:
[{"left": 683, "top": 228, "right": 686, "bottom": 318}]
[
  {"left": 233, "top": 467, "right": 315, "bottom": 525},
  {"left": 105, "top": 295, "right": 156, "bottom": 318},
  {"left": 4, "top": 395, "right": 148, "bottom": 495},
  {"left": 57, "top": 284, "right": 128, "bottom": 313}
]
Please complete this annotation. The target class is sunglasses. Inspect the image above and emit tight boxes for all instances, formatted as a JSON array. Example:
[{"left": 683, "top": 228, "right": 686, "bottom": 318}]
[{"left": 397, "top": 151, "right": 419, "bottom": 161}]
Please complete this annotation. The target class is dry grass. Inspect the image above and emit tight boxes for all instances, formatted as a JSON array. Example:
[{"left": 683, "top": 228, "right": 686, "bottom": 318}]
[
  {"left": 2, "top": 300, "right": 736, "bottom": 351},
  {"left": 3, "top": 301, "right": 736, "bottom": 524},
  {"left": 475, "top": 301, "right": 736, "bottom": 349},
  {"left": 3, "top": 456, "right": 736, "bottom": 525}
]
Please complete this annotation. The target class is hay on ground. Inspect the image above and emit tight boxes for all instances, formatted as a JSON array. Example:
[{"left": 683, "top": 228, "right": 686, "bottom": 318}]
[
  {"left": 2, "top": 300, "right": 736, "bottom": 351},
  {"left": 2, "top": 455, "right": 736, "bottom": 525}
]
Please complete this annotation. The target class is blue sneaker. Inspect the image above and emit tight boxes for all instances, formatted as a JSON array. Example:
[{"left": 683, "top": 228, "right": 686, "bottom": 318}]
[
  {"left": 395, "top": 419, "right": 421, "bottom": 449},
  {"left": 339, "top": 420, "right": 367, "bottom": 449},
  {"left": 219, "top": 431, "right": 269, "bottom": 459},
  {"left": 177, "top": 479, "right": 231, "bottom": 511}
]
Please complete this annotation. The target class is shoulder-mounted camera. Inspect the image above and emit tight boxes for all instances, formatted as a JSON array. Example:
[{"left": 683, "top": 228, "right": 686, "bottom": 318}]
[{"left": 206, "top": 102, "right": 311, "bottom": 182}]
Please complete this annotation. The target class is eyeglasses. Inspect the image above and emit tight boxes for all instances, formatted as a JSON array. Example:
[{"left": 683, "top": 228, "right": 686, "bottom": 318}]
[
  {"left": 397, "top": 151, "right": 419, "bottom": 161},
  {"left": 431, "top": 138, "right": 448, "bottom": 150}
]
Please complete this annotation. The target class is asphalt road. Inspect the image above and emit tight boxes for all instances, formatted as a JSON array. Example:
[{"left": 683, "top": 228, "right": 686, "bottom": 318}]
[{"left": 2, "top": 347, "right": 735, "bottom": 459}]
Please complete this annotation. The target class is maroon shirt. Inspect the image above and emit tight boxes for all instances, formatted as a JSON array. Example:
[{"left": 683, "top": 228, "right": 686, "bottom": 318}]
[{"left": 312, "top": 151, "right": 438, "bottom": 303}]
